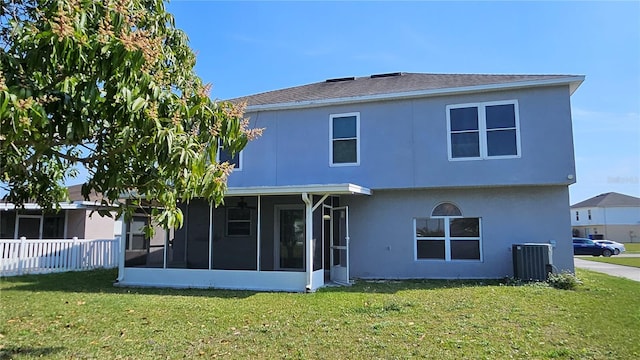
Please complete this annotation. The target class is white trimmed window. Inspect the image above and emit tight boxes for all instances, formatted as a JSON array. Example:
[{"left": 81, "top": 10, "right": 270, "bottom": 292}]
[
  {"left": 226, "top": 207, "right": 251, "bottom": 236},
  {"left": 126, "top": 215, "right": 149, "bottom": 251},
  {"left": 447, "top": 100, "right": 520, "bottom": 160},
  {"left": 414, "top": 203, "right": 482, "bottom": 261},
  {"left": 217, "top": 140, "right": 243, "bottom": 171},
  {"left": 330, "top": 112, "right": 360, "bottom": 166}
]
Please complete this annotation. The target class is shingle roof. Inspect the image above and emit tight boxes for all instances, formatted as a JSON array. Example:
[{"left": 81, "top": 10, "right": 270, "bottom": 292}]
[
  {"left": 67, "top": 184, "right": 103, "bottom": 202},
  {"left": 229, "top": 72, "right": 583, "bottom": 109},
  {"left": 571, "top": 192, "right": 640, "bottom": 208}
]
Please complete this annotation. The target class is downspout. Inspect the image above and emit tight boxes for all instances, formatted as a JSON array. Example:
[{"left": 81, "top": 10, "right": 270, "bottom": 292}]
[
  {"left": 302, "top": 193, "right": 313, "bottom": 292},
  {"left": 63, "top": 210, "right": 69, "bottom": 239}
]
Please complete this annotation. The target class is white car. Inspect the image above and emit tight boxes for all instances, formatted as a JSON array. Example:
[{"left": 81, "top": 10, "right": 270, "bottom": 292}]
[{"left": 594, "top": 240, "right": 626, "bottom": 255}]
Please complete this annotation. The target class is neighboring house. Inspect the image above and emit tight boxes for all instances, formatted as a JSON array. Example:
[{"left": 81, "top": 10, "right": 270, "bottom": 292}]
[
  {"left": 0, "top": 185, "right": 121, "bottom": 240},
  {"left": 571, "top": 192, "right": 640, "bottom": 243},
  {"left": 117, "top": 72, "right": 584, "bottom": 292}
]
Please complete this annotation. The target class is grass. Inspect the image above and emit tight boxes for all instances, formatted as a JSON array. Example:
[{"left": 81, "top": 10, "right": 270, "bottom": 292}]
[
  {"left": 624, "top": 243, "right": 640, "bottom": 253},
  {"left": 1, "top": 269, "right": 639, "bottom": 359},
  {"left": 580, "top": 256, "right": 640, "bottom": 268}
]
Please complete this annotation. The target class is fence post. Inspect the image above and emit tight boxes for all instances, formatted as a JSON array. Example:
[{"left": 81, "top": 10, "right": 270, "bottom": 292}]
[
  {"left": 72, "top": 237, "right": 79, "bottom": 271},
  {"left": 18, "top": 236, "right": 26, "bottom": 276},
  {"left": 103, "top": 240, "right": 109, "bottom": 268}
]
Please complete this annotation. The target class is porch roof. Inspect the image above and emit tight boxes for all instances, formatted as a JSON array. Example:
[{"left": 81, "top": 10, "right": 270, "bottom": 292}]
[
  {"left": 0, "top": 201, "right": 108, "bottom": 210},
  {"left": 226, "top": 183, "right": 372, "bottom": 196}
]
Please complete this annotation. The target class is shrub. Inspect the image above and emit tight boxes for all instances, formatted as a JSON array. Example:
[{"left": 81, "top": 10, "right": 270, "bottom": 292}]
[{"left": 547, "top": 271, "right": 582, "bottom": 290}]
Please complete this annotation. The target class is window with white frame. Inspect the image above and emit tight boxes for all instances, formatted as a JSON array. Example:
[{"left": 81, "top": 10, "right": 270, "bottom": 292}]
[
  {"left": 414, "top": 203, "right": 481, "bottom": 261},
  {"left": 217, "top": 140, "right": 243, "bottom": 171},
  {"left": 330, "top": 112, "right": 359, "bottom": 166},
  {"left": 447, "top": 100, "right": 520, "bottom": 160},
  {"left": 226, "top": 207, "right": 251, "bottom": 236},
  {"left": 126, "top": 215, "right": 149, "bottom": 251}
]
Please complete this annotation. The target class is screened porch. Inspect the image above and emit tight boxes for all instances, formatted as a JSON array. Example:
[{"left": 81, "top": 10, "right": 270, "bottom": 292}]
[{"left": 117, "top": 184, "right": 371, "bottom": 292}]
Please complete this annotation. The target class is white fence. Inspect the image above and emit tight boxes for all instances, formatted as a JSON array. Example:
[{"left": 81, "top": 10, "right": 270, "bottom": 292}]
[{"left": 0, "top": 237, "right": 120, "bottom": 277}]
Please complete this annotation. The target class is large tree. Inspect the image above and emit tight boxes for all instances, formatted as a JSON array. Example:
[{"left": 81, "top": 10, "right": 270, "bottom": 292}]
[{"left": 0, "top": 0, "right": 259, "bottom": 229}]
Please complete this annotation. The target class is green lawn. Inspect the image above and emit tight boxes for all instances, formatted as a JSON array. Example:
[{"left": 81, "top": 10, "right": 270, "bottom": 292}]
[
  {"left": 580, "top": 256, "right": 640, "bottom": 268},
  {"left": 1, "top": 269, "right": 639, "bottom": 359},
  {"left": 624, "top": 243, "right": 640, "bottom": 253}
]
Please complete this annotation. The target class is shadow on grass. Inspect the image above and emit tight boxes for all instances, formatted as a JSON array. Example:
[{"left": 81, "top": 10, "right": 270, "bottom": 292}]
[
  {"left": 1, "top": 269, "right": 509, "bottom": 297},
  {"left": 0, "top": 346, "right": 64, "bottom": 359},
  {"left": 0, "top": 269, "right": 258, "bottom": 299}
]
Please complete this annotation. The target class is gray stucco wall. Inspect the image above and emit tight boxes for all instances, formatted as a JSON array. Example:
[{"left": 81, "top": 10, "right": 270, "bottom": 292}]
[
  {"left": 66, "top": 210, "right": 86, "bottom": 239},
  {"left": 83, "top": 211, "right": 117, "bottom": 239},
  {"left": 229, "top": 85, "right": 576, "bottom": 190},
  {"left": 342, "top": 185, "right": 574, "bottom": 279}
]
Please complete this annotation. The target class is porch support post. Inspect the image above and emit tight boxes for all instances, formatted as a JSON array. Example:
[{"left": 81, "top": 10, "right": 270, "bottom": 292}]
[
  {"left": 209, "top": 201, "right": 213, "bottom": 270},
  {"left": 63, "top": 210, "right": 69, "bottom": 239},
  {"left": 38, "top": 215, "right": 43, "bottom": 239},
  {"left": 257, "top": 195, "right": 261, "bottom": 271},
  {"left": 116, "top": 213, "right": 126, "bottom": 282},
  {"left": 163, "top": 229, "right": 168, "bottom": 269},
  {"left": 301, "top": 193, "right": 313, "bottom": 291}
]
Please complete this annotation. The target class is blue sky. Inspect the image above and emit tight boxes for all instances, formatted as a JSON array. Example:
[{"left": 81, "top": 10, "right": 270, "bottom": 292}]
[
  {"left": 43, "top": 1, "right": 635, "bottom": 205},
  {"left": 164, "top": 0, "right": 639, "bottom": 204}
]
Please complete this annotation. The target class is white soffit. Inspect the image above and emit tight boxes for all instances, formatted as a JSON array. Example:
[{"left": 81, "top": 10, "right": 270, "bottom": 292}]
[
  {"left": 0, "top": 201, "right": 112, "bottom": 210},
  {"left": 226, "top": 183, "right": 372, "bottom": 196}
]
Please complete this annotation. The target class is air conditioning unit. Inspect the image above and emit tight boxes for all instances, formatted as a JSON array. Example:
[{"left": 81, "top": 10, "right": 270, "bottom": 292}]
[{"left": 512, "top": 243, "right": 553, "bottom": 281}]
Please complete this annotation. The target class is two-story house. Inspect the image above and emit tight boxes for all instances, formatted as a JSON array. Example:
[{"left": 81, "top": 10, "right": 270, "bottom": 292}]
[
  {"left": 117, "top": 72, "right": 584, "bottom": 292},
  {"left": 571, "top": 192, "right": 640, "bottom": 243}
]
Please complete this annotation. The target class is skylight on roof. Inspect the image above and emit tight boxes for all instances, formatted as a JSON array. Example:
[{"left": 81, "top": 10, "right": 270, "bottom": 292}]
[
  {"left": 370, "top": 72, "right": 404, "bottom": 78},
  {"left": 325, "top": 77, "right": 356, "bottom": 83}
]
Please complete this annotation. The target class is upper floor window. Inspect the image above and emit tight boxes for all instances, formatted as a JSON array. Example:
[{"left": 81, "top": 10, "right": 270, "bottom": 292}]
[
  {"left": 587, "top": 210, "right": 592, "bottom": 220},
  {"left": 218, "top": 140, "right": 243, "bottom": 171},
  {"left": 447, "top": 100, "right": 520, "bottom": 160},
  {"left": 330, "top": 112, "right": 360, "bottom": 166}
]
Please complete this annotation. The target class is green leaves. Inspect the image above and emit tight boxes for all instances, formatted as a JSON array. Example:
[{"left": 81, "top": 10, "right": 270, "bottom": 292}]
[
  {"left": 130, "top": 97, "right": 146, "bottom": 112},
  {"left": 0, "top": 0, "right": 260, "bottom": 232}
]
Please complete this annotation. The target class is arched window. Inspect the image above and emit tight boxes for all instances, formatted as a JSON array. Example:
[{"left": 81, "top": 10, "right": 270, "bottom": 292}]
[
  {"left": 431, "top": 202, "right": 462, "bottom": 217},
  {"left": 414, "top": 202, "right": 481, "bottom": 261}
]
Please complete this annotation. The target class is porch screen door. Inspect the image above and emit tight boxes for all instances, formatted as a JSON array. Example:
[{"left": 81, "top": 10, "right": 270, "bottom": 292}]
[{"left": 330, "top": 206, "right": 349, "bottom": 284}]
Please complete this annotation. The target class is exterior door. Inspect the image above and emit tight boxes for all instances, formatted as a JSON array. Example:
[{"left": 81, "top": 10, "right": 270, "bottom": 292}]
[
  {"left": 330, "top": 206, "right": 349, "bottom": 284},
  {"left": 275, "top": 205, "right": 305, "bottom": 270},
  {"left": 15, "top": 215, "right": 43, "bottom": 239}
]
